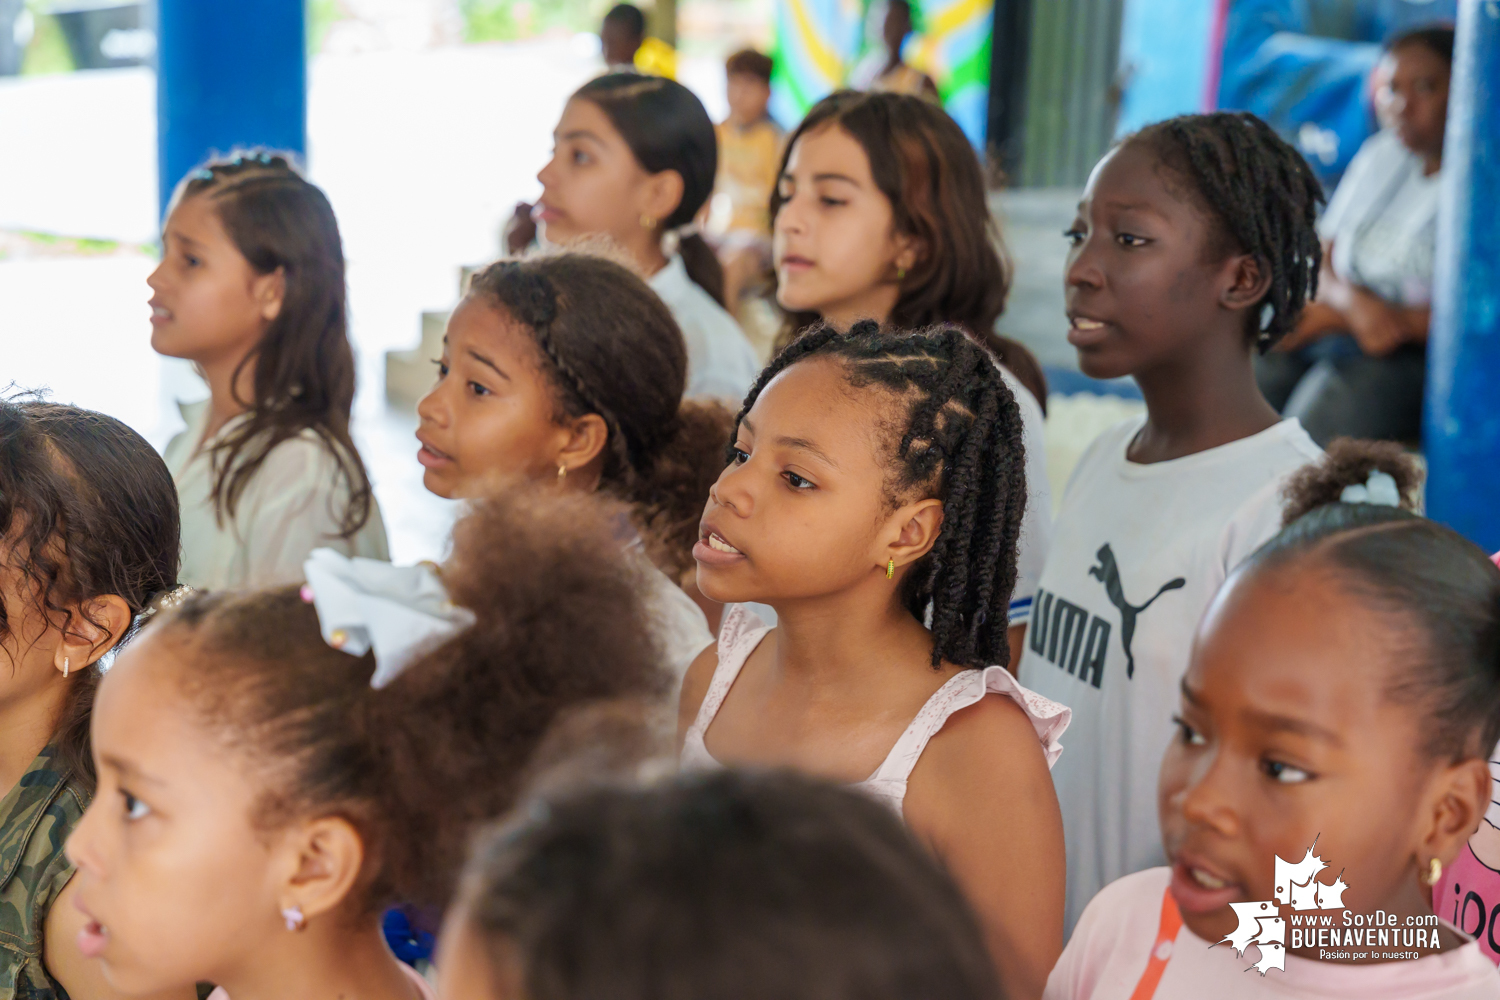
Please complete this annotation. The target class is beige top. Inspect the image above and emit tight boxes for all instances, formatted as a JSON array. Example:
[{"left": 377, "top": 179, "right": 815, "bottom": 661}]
[{"left": 164, "top": 399, "right": 389, "bottom": 590}]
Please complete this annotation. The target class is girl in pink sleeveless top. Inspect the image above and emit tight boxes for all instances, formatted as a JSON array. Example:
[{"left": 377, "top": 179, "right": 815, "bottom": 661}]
[{"left": 678, "top": 323, "right": 1070, "bottom": 1000}]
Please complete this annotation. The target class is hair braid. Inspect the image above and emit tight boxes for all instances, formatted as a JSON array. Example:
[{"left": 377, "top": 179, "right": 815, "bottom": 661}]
[
  {"left": 738, "top": 320, "right": 1027, "bottom": 668},
  {"left": 1130, "top": 111, "right": 1323, "bottom": 350}
]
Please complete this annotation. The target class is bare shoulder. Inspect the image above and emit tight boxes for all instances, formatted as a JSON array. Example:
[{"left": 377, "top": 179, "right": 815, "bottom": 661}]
[
  {"left": 675, "top": 641, "right": 720, "bottom": 749},
  {"left": 905, "top": 691, "right": 1058, "bottom": 834}
]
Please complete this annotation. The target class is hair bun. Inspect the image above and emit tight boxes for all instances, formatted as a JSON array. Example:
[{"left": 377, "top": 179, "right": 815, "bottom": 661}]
[{"left": 1280, "top": 438, "right": 1423, "bottom": 527}]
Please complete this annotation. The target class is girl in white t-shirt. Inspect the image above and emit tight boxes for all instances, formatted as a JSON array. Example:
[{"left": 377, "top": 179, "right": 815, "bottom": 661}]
[
  {"left": 1047, "top": 442, "right": 1500, "bottom": 1000},
  {"left": 679, "top": 321, "right": 1071, "bottom": 1000},
  {"left": 534, "top": 74, "right": 761, "bottom": 404},
  {"left": 768, "top": 90, "right": 1053, "bottom": 665},
  {"left": 1016, "top": 112, "right": 1326, "bottom": 935},
  {"left": 153, "top": 152, "right": 388, "bottom": 589},
  {"left": 416, "top": 250, "right": 720, "bottom": 678}
]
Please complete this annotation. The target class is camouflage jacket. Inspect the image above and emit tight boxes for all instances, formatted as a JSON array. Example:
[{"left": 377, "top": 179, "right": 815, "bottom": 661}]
[{"left": 0, "top": 744, "right": 88, "bottom": 1000}]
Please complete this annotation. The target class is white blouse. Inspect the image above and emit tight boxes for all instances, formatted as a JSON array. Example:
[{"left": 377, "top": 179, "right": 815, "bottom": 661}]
[
  {"left": 648, "top": 254, "right": 762, "bottom": 405},
  {"left": 164, "top": 400, "right": 390, "bottom": 590}
]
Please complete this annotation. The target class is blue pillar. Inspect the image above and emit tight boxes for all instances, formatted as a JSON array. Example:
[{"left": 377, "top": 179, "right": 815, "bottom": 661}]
[
  {"left": 156, "top": 0, "right": 307, "bottom": 217},
  {"left": 1425, "top": 0, "right": 1500, "bottom": 553}
]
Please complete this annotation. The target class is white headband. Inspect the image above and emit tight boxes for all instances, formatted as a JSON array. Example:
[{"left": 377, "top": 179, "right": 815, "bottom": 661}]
[
  {"left": 301, "top": 549, "right": 475, "bottom": 688},
  {"left": 1339, "top": 469, "right": 1401, "bottom": 507}
]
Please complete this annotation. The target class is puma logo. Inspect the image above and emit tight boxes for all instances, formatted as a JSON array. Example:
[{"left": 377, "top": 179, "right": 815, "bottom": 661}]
[{"left": 1088, "top": 544, "right": 1185, "bottom": 679}]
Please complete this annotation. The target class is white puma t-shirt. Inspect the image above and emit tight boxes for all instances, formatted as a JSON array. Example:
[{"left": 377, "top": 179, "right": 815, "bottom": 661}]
[{"left": 1018, "top": 417, "right": 1322, "bottom": 936}]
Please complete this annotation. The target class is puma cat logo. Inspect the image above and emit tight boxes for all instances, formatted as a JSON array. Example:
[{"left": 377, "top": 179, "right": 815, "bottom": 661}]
[{"left": 1088, "top": 544, "right": 1185, "bottom": 679}]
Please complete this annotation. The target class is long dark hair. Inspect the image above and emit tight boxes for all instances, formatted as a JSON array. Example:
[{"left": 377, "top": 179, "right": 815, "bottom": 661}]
[
  {"left": 770, "top": 90, "right": 1047, "bottom": 406},
  {"left": 170, "top": 151, "right": 373, "bottom": 537},
  {"left": 459, "top": 770, "right": 1002, "bottom": 1000},
  {"left": 466, "top": 252, "right": 732, "bottom": 580},
  {"left": 736, "top": 321, "right": 1027, "bottom": 668},
  {"left": 572, "top": 74, "right": 727, "bottom": 308},
  {"left": 0, "top": 396, "right": 180, "bottom": 790}
]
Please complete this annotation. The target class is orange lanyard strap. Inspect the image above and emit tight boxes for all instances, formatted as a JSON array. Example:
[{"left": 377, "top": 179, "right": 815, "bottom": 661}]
[{"left": 1127, "top": 887, "right": 1184, "bottom": 1000}]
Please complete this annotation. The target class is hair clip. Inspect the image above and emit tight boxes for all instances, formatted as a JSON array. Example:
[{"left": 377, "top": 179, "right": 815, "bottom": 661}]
[
  {"left": 1339, "top": 469, "right": 1401, "bottom": 507},
  {"left": 301, "top": 549, "right": 475, "bottom": 688},
  {"left": 191, "top": 168, "right": 215, "bottom": 181},
  {"left": 140, "top": 584, "right": 195, "bottom": 621}
]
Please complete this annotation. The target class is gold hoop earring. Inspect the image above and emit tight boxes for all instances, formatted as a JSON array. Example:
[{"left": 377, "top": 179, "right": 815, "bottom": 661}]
[
  {"left": 557, "top": 464, "right": 568, "bottom": 483},
  {"left": 640, "top": 215, "right": 657, "bottom": 231},
  {"left": 1425, "top": 857, "right": 1443, "bottom": 886},
  {"left": 886, "top": 559, "right": 895, "bottom": 579},
  {"left": 62, "top": 657, "right": 69, "bottom": 678}
]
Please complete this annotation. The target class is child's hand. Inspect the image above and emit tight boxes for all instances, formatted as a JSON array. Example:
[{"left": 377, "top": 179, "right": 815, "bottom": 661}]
[{"left": 1276, "top": 301, "right": 1344, "bottom": 352}]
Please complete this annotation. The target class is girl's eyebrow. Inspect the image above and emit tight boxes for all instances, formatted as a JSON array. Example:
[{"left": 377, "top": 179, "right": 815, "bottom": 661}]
[
  {"left": 466, "top": 348, "right": 510, "bottom": 381},
  {"left": 100, "top": 753, "right": 166, "bottom": 787},
  {"left": 774, "top": 435, "right": 839, "bottom": 469},
  {"left": 557, "top": 128, "right": 604, "bottom": 144},
  {"left": 812, "top": 172, "right": 860, "bottom": 185},
  {"left": 1240, "top": 709, "right": 1344, "bottom": 745}
]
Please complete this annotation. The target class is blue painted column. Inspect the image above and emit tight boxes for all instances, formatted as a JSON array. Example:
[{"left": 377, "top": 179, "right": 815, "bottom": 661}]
[
  {"left": 156, "top": 0, "right": 306, "bottom": 216},
  {"left": 1425, "top": 0, "right": 1500, "bottom": 553}
]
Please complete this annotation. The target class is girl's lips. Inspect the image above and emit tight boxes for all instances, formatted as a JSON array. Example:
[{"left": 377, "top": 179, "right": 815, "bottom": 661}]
[
  {"left": 1066, "top": 316, "right": 1112, "bottom": 348},
  {"left": 693, "top": 530, "right": 746, "bottom": 567},
  {"left": 149, "top": 303, "right": 172, "bottom": 327},
  {"left": 778, "top": 256, "right": 814, "bottom": 272},
  {"left": 415, "top": 438, "right": 454, "bottom": 469},
  {"left": 534, "top": 204, "right": 563, "bottom": 223},
  {"left": 1168, "top": 858, "right": 1244, "bottom": 916},
  {"left": 76, "top": 918, "right": 107, "bottom": 959}
]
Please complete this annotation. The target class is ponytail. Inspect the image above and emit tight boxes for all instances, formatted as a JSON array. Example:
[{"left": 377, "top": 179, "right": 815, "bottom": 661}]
[
  {"left": 676, "top": 231, "right": 728, "bottom": 308},
  {"left": 150, "top": 487, "right": 668, "bottom": 910}
]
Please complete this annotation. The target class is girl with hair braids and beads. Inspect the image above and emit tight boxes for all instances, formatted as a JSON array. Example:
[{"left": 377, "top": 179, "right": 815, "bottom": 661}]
[
  {"left": 416, "top": 250, "right": 724, "bottom": 671},
  {"left": 1046, "top": 442, "right": 1500, "bottom": 999},
  {"left": 678, "top": 321, "right": 1072, "bottom": 1000},
  {"left": 770, "top": 91, "right": 1052, "bottom": 664},
  {"left": 1015, "top": 112, "right": 1326, "bottom": 937},
  {"left": 0, "top": 396, "right": 187, "bottom": 1000},
  {"left": 64, "top": 488, "right": 667, "bottom": 1000},
  {"left": 152, "top": 152, "right": 388, "bottom": 590},
  {"left": 534, "top": 74, "right": 761, "bottom": 403}
]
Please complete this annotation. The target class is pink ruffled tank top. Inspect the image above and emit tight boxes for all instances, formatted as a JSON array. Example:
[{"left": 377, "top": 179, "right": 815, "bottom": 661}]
[{"left": 680, "top": 604, "right": 1072, "bottom": 816}]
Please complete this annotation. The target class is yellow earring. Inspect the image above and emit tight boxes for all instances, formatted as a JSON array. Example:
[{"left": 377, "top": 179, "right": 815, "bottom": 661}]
[
  {"left": 886, "top": 559, "right": 895, "bottom": 579},
  {"left": 640, "top": 214, "right": 657, "bottom": 231},
  {"left": 1425, "top": 857, "right": 1443, "bottom": 886},
  {"left": 557, "top": 464, "right": 568, "bottom": 483},
  {"left": 896, "top": 266, "right": 907, "bottom": 281}
]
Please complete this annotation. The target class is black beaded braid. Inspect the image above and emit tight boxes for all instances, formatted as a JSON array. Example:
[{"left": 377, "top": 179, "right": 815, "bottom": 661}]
[
  {"left": 1129, "top": 112, "right": 1324, "bottom": 350},
  {"left": 732, "top": 320, "right": 1027, "bottom": 668}
]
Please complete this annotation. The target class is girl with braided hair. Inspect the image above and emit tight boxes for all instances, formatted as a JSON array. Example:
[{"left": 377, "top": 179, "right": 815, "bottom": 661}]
[
  {"left": 678, "top": 320, "right": 1071, "bottom": 1000},
  {"left": 415, "top": 250, "right": 725, "bottom": 674},
  {"left": 770, "top": 91, "right": 1053, "bottom": 666},
  {"left": 1015, "top": 111, "right": 1326, "bottom": 937},
  {"left": 153, "top": 151, "right": 388, "bottom": 590}
]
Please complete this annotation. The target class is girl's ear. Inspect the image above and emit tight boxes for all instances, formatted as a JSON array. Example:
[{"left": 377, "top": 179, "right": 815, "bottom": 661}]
[
  {"left": 1219, "top": 253, "right": 1272, "bottom": 312},
  {"left": 641, "top": 169, "right": 686, "bottom": 227},
  {"left": 254, "top": 266, "right": 287, "bottom": 323},
  {"left": 1416, "top": 756, "right": 1492, "bottom": 873},
  {"left": 884, "top": 498, "right": 944, "bottom": 573},
  {"left": 54, "top": 594, "right": 133, "bottom": 676},
  {"left": 277, "top": 815, "right": 366, "bottom": 924},
  {"left": 893, "top": 230, "right": 923, "bottom": 277},
  {"left": 557, "top": 413, "right": 610, "bottom": 479}
]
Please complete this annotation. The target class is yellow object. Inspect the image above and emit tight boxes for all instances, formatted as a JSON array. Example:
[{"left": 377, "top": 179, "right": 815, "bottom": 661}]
[
  {"left": 714, "top": 119, "right": 785, "bottom": 237},
  {"left": 887, "top": 558, "right": 895, "bottom": 579},
  {"left": 640, "top": 214, "right": 657, "bottom": 230},
  {"left": 1425, "top": 857, "right": 1443, "bottom": 886},
  {"left": 558, "top": 463, "right": 568, "bottom": 483},
  {"left": 634, "top": 36, "right": 677, "bottom": 80},
  {"left": 330, "top": 628, "right": 348, "bottom": 649}
]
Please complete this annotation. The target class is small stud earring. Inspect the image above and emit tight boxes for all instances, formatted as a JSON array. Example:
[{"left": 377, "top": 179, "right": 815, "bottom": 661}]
[
  {"left": 62, "top": 657, "right": 69, "bottom": 678},
  {"left": 557, "top": 464, "right": 568, "bottom": 483},
  {"left": 282, "top": 905, "right": 305, "bottom": 931},
  {"left": 896, "top": 266, "right": 907, "bottom": 281},
  {"left": 886, "top": 559, "right": 895, "bottom": 579},
  {"left": 1425, "top": 857, "right": 1443, "bottom": 886},
  {"left": 640, "top": 214, "right": 657, "bottom": 231}
]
